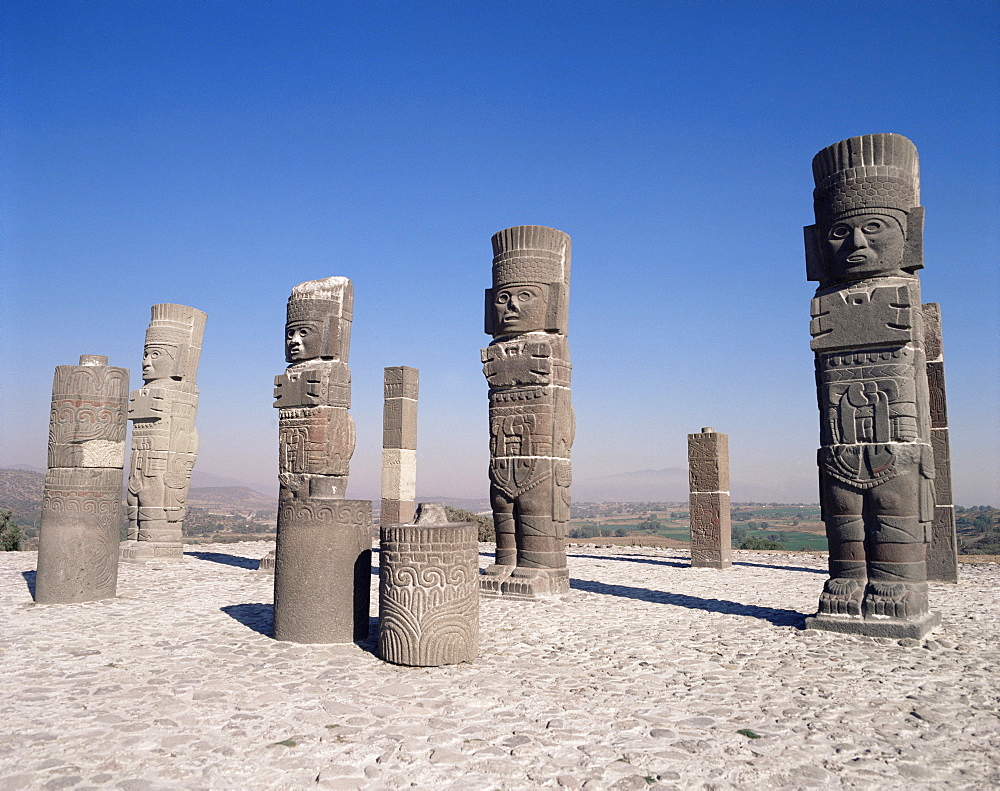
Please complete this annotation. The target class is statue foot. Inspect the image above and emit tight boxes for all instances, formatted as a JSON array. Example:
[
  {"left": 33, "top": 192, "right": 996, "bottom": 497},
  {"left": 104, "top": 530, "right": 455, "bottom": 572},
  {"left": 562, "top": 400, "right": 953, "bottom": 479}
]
[
  {"left": 863, "top": 581, "right": 928, "bottom": 620},
  {"left": 817, "top": 577, "right": 864, "bottom": 617}
]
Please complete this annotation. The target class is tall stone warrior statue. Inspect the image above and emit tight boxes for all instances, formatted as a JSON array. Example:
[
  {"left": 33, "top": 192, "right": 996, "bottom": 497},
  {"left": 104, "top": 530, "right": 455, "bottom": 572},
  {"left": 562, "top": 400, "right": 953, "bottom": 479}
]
[
  {"left": 481, "top": 225, "right": 574, "bottom": 599},
  {"left": 272, "top": 276, "right": 372, "bottom": 644},
  {"left": 35, "top": 355, "right": 129, "bottom": 603},
  {"left": 121, "top": 304, "right": 206, "bottom": 561},
  {"left": 804, "top": 133, "right": 940, "bottom": 638}
]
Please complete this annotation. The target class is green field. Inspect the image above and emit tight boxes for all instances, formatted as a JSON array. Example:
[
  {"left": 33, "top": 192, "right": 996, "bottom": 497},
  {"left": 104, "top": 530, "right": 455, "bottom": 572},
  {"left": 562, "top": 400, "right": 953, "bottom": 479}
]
[{"left": 569, "top": 520, "right": 829, "bottom": 551}]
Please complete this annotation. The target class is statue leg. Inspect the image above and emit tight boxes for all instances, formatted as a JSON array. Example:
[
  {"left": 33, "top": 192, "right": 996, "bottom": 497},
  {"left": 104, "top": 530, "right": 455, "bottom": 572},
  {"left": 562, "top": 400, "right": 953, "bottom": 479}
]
[
  {"left": 490, "top": 485, "right": 516, "bottom": 567},
  {"left": 512, "top": 481, "right": 563, "bottom": 572},
  {"left": 818, "top": 478, "right": 866, "bottom": 616},
  {"left": 125, "top": 490, "right": 139, "bottom": 542},
  {"left": 863, "top": 472, "right": 929, "bottom": 619}
]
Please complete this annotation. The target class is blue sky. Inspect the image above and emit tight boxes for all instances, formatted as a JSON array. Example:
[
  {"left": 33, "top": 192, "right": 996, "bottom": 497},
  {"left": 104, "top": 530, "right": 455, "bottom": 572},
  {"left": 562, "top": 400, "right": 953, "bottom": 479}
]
[{"left": 2, "top": 1, "right": 997, "bottom": 505}]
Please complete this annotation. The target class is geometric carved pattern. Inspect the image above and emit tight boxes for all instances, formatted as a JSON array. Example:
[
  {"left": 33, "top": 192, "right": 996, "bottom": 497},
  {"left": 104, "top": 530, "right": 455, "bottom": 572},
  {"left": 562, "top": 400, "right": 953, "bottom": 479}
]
[
  {"left": 379, "top": 520, "right": 479, "bottom": 666},
  {"left": 35, "top": 356, "right": 129, "bottom": 603}
]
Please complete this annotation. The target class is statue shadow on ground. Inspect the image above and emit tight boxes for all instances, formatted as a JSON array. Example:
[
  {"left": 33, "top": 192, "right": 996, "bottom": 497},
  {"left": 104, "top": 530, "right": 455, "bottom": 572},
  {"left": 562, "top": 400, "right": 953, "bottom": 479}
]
[
  {"left": 21, "top": 570, "right": 36, "bottom": 597},
  {"left": 566, "top": 552, "right": 826, "bottom": 576},
  {"left": 185, "top": 551, "right": 261, "bottom": 570},
  {"left": 221, "top": 603, "right": 273, "bottom": 636},
  {"left": 219, "top": 603, "right": 382, "bottom": 656},
  {"left": 568, "top": 578, "right": 806, "bottom": 628}
]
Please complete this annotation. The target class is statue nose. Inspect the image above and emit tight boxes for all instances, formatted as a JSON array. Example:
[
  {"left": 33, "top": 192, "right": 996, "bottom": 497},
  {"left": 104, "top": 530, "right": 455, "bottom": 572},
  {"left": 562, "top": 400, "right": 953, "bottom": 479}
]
[{"left": 851, "top": 227, "right": 869, "bottom": 248}]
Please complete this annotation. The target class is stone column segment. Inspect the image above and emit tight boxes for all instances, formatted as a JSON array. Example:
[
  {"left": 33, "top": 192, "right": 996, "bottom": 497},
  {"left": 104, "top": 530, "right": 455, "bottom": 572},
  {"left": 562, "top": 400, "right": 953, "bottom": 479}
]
[
  {"left": 922, "top": 303, "right": 958, "bottom": 583},
  {"left": 121, "top": 304, "right": 207, "bottom": 562},
  {"left": 272, "top": 276, "right": 371, "bottom": 643},
  {"left": 802, "top": 133, "right": 940, "bottom": 639},
  {"left": 481, "top": 225, "right": 574, "bottom": 600},
  {"left": 687, "top": 427, "right": 732, "bottom": 569},
  {"left": 378, "top": 503, "right": 479, "bottom": 666},
  {"left": 35, "top": 355, "right": 129, "bottom": 603},
  {"left": 381, "top": 366, "right": 418, "bottom": 526}
]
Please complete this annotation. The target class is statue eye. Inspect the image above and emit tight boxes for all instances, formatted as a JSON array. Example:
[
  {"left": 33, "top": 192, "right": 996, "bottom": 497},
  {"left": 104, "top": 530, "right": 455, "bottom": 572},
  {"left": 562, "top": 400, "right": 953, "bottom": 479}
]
[
  {"left": 496, "top": 293, "right": 510, "bottom": 304},
  {"left": 862, "top": 220, "right": 883, "bottom": 233},
  {"left": 518, "top": 291, "right": 533, "bottom": 302},
  {"left": 299, "top": 327, "right": 310, "bottom": 336},
  {"left": 830, "top": 225, "right": 850, "bottom": 239}
]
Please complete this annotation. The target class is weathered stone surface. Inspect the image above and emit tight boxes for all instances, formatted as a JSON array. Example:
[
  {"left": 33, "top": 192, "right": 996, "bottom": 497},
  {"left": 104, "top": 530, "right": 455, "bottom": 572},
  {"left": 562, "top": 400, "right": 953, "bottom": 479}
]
[
  {"left": 922, "top": 302, "right": 957, "bottom": 583},
  {"left": 273, "top": 498, "right": 371, "bottom": 643},
  {"left": 121, "top": 304, "right": 206, "bottom": 562},
  {"left": 804, "top": 133, "right": 939, "bottom": 638},
  {"left": 381, "top": 367, "right": 418, "bottom": 527},
  {"left": 272, "top": 277, "right": 368, "bottom": 644},
  {"left": 482, "top": 226, "right": 574, "bottom": 599},
  {"left": 378, "top": 503, "right": 479, "bottom": 666},
  {"left": 36, "top": 356, "right": 129, "bottom": 603},
  {"left": 688, "top": 427, "right": 732, "bottom": 570}
]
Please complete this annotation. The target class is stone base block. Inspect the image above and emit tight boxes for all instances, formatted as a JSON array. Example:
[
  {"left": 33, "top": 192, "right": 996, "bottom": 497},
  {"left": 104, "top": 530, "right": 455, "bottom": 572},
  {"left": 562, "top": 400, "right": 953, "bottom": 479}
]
[
  {"left": 691, "top": 552, "right": 732, "bottom": 569},
  {"left": 480, "top": 564, "right": 569, "bottom": 600},
  {"left": 119, "top": 540, "right": 184, "bottom": 562},
  {"left": 804, "top": 610, "right": 941, "bottom": 640},
  {"left": 273, "top": 498, "right": 372, "bottom": 644}
]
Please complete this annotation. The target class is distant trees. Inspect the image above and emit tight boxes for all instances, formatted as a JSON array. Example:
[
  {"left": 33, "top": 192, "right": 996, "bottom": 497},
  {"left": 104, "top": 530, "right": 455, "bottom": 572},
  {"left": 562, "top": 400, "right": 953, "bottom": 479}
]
[
  {"left": 636, "top": 518, "right": 663, "bottom": 532},
  {"left": 740, "top": 535, "right": 785, "bottom": 550},
  {"left": 0, "top": 509, "right": 21, "bottom": 551},
  {"left": 444, "top": 506, "right": 495, "bottom": 543}
]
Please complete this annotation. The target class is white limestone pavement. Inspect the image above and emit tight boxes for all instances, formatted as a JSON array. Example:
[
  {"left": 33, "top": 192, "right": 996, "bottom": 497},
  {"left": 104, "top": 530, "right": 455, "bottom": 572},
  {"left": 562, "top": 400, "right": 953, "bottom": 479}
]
[{"left": 0, "top": 541, "right": 997, "bottom": 790}]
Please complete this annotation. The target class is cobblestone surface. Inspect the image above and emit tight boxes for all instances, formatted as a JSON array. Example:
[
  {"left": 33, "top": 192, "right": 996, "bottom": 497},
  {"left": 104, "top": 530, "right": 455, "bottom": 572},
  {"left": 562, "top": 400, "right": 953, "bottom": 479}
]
[{"left": 1, "top": 542, "right": 997, "bottom": 789}]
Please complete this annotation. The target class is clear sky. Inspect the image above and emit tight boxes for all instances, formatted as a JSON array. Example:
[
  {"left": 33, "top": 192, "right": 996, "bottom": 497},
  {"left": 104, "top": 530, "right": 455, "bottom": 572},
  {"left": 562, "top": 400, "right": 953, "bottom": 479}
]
[{"left": 2, "top": 1, "right": 997, "bottom": 505}]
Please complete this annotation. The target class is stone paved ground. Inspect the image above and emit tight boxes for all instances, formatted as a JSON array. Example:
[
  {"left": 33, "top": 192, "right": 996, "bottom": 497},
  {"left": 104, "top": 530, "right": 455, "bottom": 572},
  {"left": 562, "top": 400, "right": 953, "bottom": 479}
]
[{"left": 1, "top": 542, "right": 997, "bottom": 790}]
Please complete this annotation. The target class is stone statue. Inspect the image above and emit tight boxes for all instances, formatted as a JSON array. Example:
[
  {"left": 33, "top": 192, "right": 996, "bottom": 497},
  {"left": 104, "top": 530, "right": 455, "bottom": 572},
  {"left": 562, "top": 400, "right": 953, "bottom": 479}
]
[
  {"left": 272, "top": 276, "right": 372, "bottom": 643},
  {"left": 35, "top": 355, "right": 129, "bottom": 603},
  {"left": 803, "top": 133, "right": 940, "bottom": 638},
  {"left": 378, "top": 503, "right": 479, "bottom": 666},
  {"left": 121, "top": 304, "right": 206, "bottom": 562},
  {"left": 688, "top": 427, "right": 732, "bottom": 568},
  {"left": 381, "top": 366, "right": 418, "bottom": 526},
  {"left": 481, "top": 225, "right": 574, "bottom": 599}
]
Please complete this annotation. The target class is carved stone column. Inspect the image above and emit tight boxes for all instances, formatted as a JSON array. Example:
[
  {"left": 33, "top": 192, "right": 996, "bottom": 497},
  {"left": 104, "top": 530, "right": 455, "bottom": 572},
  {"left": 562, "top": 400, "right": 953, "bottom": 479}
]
[
  {"left": 381, "top": 366, "right": 418, "bottom": 526},
  {"left": 379, "top": 503, "right": 479, "bottom": 666},
  {"left": 802, "top": 133, "right": 940, "bottom": 639},
  {"left": 121, "top": 304, "right": 206, "bottom": 562},
  {"left": 272, "top": 276, "right": 372, "bottom": 643},
  {"left": 481, "top": 225, "right": 574, "bottom": 600},
  {"left": 35, "top": 355, "right": 129, "bottom": 603},
  {"left": 688, "top": 427, "right": 732, "bottom": 568},
  {"left": 922, "top": 303, "right": 958, "bottom": 583}
]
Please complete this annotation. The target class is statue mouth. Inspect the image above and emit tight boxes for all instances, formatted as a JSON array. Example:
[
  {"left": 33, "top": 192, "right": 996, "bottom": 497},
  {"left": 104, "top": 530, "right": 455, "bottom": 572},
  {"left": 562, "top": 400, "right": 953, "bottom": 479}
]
[{"left": 846, "top": 253, "right": 870, "bottom": 264}]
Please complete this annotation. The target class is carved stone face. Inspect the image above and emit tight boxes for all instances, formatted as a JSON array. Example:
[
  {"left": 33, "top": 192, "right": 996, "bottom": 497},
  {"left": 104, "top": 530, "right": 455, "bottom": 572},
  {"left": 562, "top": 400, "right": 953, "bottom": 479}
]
[
  {"left": 285, "top": 320, "right": 324, "bottom": 362},
  {"left": 825, "top": 213, "right": 906, "bottom": 280},
  {"left": 494, "top": 284, "right": 547, "bottom": 334},
  {"left": 142, "top": 345, "right": 178, "bottom": 382}
]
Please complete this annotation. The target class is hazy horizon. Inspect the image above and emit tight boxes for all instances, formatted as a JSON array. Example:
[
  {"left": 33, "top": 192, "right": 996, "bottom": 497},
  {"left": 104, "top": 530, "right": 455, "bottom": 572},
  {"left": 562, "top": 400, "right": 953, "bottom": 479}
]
[{"left": 2, "top": 2, "right": 997, "bottom": 506}]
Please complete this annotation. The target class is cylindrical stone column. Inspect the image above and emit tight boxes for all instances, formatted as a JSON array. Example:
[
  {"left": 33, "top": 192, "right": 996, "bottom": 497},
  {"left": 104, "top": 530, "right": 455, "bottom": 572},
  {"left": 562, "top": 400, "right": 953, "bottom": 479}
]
[
  {"left": 687, "top": 427, "right": 732, "bottom": 569},
  {"left": 35, "top": 355, "right": 129, "bottom": 603},
  {"left": 381, "top": 366, "right": 418, "bottom": 526},
  {"left": 379, "top": 503, "right": 479, "bottom": 666},
  {"left": 273, "top": 499, "right": 372, "bottom": 643}
]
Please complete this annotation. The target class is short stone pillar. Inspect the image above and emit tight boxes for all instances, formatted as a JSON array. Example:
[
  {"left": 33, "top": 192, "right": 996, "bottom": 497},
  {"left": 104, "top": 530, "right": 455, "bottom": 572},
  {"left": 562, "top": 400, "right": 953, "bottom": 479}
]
[
  {"left": 381, "top": 366, "right": 418, "bottom": 526},
  {"left": 122, "top": 303, "right": 207, "bottom": 561},
  {"left": 35, "top": 355, "right": 129, "bottom": 603},
  {"left": 922, "top": 303, "right": 958, "bottom": 583},
  {"left": 687, "top": 427, "right": 732, "bottom": 568},
  {"left": 379, "top": 503, "right": 479, "bottom": 666},
  {"left": 272, "top": 276, "right": 372, "bottom": 643}
]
